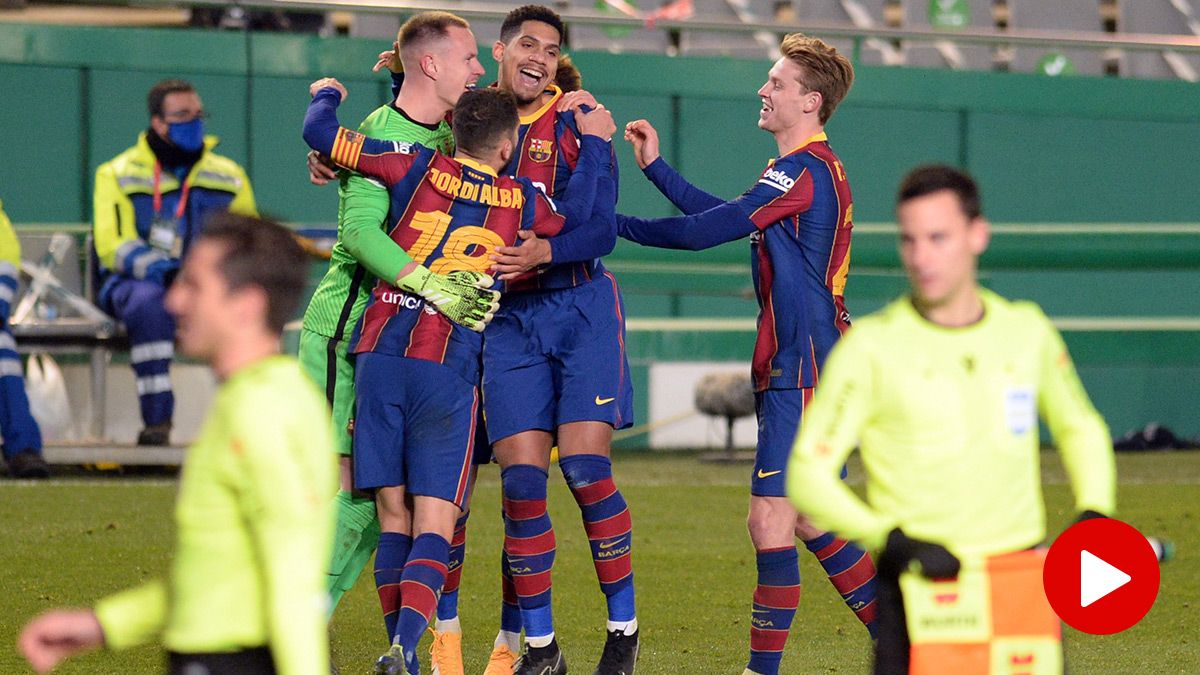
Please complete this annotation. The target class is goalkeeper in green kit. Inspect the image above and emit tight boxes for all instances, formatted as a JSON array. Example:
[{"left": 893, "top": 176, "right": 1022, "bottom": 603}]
[
  {"left": 19, "top": 214, "right": 334, "bottom": 675},
  {"left": 299, "top": 10, "right": 497, "bottom": 613}
]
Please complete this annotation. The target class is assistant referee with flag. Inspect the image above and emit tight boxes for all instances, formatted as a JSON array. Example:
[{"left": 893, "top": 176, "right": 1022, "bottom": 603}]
[{"left": 787, "top": 165, "right": 1117, "bottom": 675}]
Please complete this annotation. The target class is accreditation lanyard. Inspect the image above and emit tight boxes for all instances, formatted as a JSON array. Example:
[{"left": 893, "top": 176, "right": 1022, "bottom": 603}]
[{"left": 152, "top": 162, "right": 192, "bottom": 221}]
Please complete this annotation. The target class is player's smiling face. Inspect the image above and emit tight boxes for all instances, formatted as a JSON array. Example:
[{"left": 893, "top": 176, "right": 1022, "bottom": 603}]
[
  {"left": 495, "top": 21, "right": 562, "bottom": 107},
  {"left": 756, "top": 57, "right": 816, "bottom": 134},
  {"left": 897, "top": 190, "right": 990, "bottom": 309},
  {"left": 432, "top": 26, "right": 486, "bottom": 109}
]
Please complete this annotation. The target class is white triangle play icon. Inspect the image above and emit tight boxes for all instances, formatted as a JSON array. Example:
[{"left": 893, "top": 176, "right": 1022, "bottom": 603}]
[{"left": 1080, "top": 550, "right": 1131, "bottom": 608}]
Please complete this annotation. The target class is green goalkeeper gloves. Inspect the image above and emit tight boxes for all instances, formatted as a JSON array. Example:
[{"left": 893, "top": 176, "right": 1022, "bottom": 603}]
[{"left": 396, "top": 266, "right": 500, "bottom": 332}]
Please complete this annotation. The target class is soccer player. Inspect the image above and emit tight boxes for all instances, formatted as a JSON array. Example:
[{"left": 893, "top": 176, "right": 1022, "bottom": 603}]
[
  {"left": 303, "top": 80, "right": 617, "bottom": 675},
  {"left": 788, "top": 165, "right": 1117, "bottom": 674},
  {"left": 617, "top": 33, "right": 878, "bottom": 675},
  {"left": 470, "top": 8, "right": 637, "bottom": 674},
  {"left": 18, "top": 214, "right": 334, "bottom": 675},
  {"left": 297, "top": 12, "right": 499, "bottom": 631}
]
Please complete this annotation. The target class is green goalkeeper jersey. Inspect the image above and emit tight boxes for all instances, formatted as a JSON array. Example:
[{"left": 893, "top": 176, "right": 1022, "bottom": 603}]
[
  {"left": 94, "top": 356, "right": 336, "bottom": 675},
  {"left": 301, "top": 104, "right": 453, "bottom": 340},
  {"left": 788, "top": 289, "right": 1116, "bottom": 558}
]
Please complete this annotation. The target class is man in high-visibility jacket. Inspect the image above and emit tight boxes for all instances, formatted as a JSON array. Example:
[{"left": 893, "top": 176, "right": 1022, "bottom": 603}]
[
  {"left": 788, "top": 165, "right": 1116, "bottom": 675},
  {"left": 0, "top": 200, "right": 48, "bottom": 478},
  {"left": 93, "top": 79, "right": 256, "bottom": 445}
]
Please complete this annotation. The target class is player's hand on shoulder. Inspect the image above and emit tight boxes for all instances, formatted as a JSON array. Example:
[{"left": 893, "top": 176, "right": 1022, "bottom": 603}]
[
  {"left": 556, "top": 89, "right": 598, "bottom": 113},
  {"left": 309, "top": 77, "right": 347, "bottom": 100},
  {"left": 576, "top": 104, "right": 616, "bottom": 142},
  {"left": 492, "top": 230, "right": 553, "bottom": 280},
  {"left": 373, "top": 41, "right": 403, "bottom": 74},
  {"left": 623, "top": 119, "right": 661, "bottom": 169},
  {"left": 18, "top": 609, "right": 106, "bottom": 674},
  {"left": 307, "top": 150, "right": 339, "bottom": 185}
]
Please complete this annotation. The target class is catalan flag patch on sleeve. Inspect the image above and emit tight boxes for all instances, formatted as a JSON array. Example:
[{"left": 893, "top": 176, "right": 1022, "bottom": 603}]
[{"left": 331, "top": 128, "right": 365, "bottom": 169}]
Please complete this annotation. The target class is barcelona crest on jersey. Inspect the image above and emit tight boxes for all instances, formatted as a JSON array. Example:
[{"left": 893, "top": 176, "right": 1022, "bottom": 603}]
[{"left": 528, "top": 138, "right": 553, "bottom": 163}]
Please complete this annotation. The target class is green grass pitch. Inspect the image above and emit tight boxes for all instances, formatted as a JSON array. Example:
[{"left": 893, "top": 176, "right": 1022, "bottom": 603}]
[{"left": 1, "top": 450, "right": 1197, "bottom": 674}]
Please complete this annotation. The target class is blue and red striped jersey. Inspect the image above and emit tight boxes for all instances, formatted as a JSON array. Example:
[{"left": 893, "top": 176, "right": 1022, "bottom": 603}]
[
  {"left": 739, "top": 132, "right": 853, "bottom": 391},
  {"left": 618, "top": 133, "right": 853, "bottom": 391},
  {"left": 503, "top": 85, "right": 617, "bottom": 292},
  {"left": 326, "top": 130, "right": 571, "bottom": 384}
]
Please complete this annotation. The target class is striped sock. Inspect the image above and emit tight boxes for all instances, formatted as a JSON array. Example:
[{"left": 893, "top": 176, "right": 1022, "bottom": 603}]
[
  {"left": 436, "top": 511, "right": 470, "bottom": 623},
  {"left": 747, "top": 547, "right": 801, "bottom": 675},
  {"left": 374, "top": 532, "right": 413, "bottom": 642},
  {"left": 500, "top": 547, "right": 523, "bottom": 634},
  {"left": 560, "top": 455, "right": 636, "bottom": 623},
  {"left": 502, "top": 464, "right": 556, "bottom": 640},
  {"left": 804, "top": 532, "right": 879, "bottom": 637},
  {"left": 395, "top": 533, "right": 450, "bottom": 671}
]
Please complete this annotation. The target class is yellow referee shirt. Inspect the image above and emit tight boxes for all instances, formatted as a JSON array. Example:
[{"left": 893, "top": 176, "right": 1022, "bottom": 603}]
[
  {"left": 788, "top": 289, "right": 1116, "bottom": 558},
  {"left": 94, "top": 356, "right": 336, "bottom": 675}
]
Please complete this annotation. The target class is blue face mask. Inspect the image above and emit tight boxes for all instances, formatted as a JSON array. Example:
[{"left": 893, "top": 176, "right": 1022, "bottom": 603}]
[{"left": 167, "top": 118, "right": 205, "bottom": 152}]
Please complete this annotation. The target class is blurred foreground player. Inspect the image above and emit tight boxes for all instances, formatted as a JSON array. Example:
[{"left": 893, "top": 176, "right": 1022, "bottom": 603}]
[
  {"left": 618, "top": 33, "right": 877, "bottom": 674},
  {"left": 19, "top": 215, "right": 335, "bottom": 675},
  {"left": 788, "top": 166, "right": 1117, "bottom": 674}
]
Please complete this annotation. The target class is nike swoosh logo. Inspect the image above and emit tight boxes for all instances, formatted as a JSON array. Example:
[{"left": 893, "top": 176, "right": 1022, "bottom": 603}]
[
  {"left": 595, "top": 396, "right": 615, "bottom": 405},
  {"left": 757, "top": 469, "right": 782, "bottom": 478},
  {"left": 599, "top": 538, "right": 625, "bottom": 549}
]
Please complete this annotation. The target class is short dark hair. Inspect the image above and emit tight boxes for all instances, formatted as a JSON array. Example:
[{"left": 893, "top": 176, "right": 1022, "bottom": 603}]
[
  {"left": 147, "top": 79, "right": 196, "bottom": 119},
  {"left": 452, "top": 88, "right": 519, "bottom": 157},
  {"left": 199, "top": 213, "right": 309, "bottom": 335},
  {"left": 398, "top": 10, "right": 470, "bottom": 61},
  {"left": 499, "top": 5, "right": 564, "bottom": 45},
  {"left": 897, "top": 165, "right": 982, "bottom": 220}
]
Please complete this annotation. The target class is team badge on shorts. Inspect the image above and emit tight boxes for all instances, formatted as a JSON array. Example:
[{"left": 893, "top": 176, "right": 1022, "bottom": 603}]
[{"left": 528, "top": 138, "right": 553, "bottom": 163}]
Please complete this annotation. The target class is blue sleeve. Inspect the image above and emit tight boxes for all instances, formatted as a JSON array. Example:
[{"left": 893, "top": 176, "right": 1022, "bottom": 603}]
[
  {"left": 616, "top": 202, "right": 757, "bottom": 251},
  {"left": 643, "top": 157, "right": 725, "bottom": 214},
  {"left": 543, "top": 135, "right": 608, "bottom": 234},
  {"left": 302, "top": 88, "right": 398, "bottom": 158},
  {"left": 391, "top": 71, "right": 404, "bottom": 100},
  {"left": 548, "top": 161, "right": 617, "bottom": 264}
]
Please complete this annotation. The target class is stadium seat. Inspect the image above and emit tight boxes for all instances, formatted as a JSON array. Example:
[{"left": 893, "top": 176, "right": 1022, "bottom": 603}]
[
  {"left": 900, "top": 0, "right": 994, "bottom": 70},
  {"left": 1118, "top": 0, "right": 1200, "bottom": 81},
  {"left": 565, "top": 0, "right": 675, "bottom": 54},
  {"left": 677, "top": 0, "right": 777, "bottom": 60},
  {"left": 795, "top": 0, "right": 901, "bottom": 65},
  {"left": 348, "top": 13, "right": 402, "bottom": 41},
  {"left": 1008, "top": 0, "right": 1106, "bottom": 76}
]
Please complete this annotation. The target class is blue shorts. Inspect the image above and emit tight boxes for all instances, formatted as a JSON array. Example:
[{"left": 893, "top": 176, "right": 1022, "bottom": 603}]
[
  {"left": 482, "top": 272, "right": 634, "bottom": 443},
  {"left": 752, "top": 388, "right": 812, "bottom": 497},
  {"left": 353, "top": 353, "right": 477, "bottom": 508}
]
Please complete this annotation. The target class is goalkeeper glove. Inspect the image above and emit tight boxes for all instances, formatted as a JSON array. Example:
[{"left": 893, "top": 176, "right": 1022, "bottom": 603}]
[
  {"left": 396, "top": 266, "right": 500, "bottom": 332},
  {"left": 877, "top": 528, "right": 961, "bottom": 580}
]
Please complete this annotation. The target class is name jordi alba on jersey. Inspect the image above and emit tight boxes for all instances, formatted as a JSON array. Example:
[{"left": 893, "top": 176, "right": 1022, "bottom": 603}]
[{"left": 352, "top": 154, "right": 566, "bottom": 383}]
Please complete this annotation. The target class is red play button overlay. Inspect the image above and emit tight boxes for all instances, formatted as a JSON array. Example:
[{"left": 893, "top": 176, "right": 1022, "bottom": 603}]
[{"left": 1043, "top": 517, "right": 1160, "bottom": 634}]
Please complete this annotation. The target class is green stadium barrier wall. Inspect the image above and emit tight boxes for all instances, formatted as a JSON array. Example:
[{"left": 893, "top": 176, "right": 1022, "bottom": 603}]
[{"left": 2, "top": 23, "right": 1198, "bottom": 444}]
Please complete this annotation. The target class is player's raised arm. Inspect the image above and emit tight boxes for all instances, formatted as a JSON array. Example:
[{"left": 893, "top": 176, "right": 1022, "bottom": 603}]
[
  {"left": 302, "top": 80, "right": 416, "bottom": 185},
  {"left": 1032, "top": 308, "right": 1117, "bottom": 518},
  {"left": 786, "top": 328, "right": 897, "bottom": 549}
]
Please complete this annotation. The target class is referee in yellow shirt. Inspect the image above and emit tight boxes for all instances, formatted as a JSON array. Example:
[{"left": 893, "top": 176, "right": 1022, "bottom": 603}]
[
  {"left": 787, "top": 165, "right": 1116, "bottom": 674},
  {"left": 19, "top": 214, "right": 335, "bottom": 675}
]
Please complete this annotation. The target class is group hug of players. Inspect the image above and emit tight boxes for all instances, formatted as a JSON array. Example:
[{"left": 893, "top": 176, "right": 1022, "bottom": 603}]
[
  {"left": 296, "top": 6, "right": 887, "bottom": 674},
  {"left": 299, "top": 2, "right": 1118, "bottom": 674}
]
